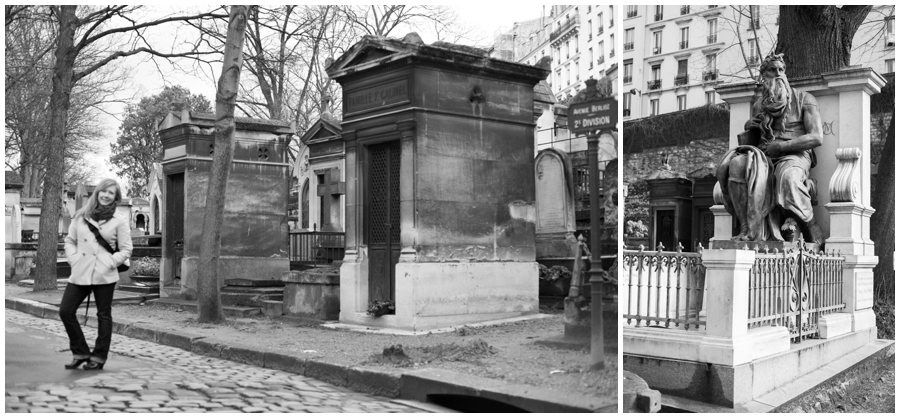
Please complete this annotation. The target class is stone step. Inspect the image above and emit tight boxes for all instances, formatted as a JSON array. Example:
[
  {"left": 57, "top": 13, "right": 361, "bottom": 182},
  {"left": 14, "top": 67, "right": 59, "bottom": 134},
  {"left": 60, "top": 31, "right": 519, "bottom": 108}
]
[
  {"left": 118, "top": 284, "right": 160, "bottom": 295},
  {"left": 145, "top": 298, "right": 261, "bottom": 317},
  {"left": 219, "top": 286, "right": 284, "bottom": 295},
  {"left": 220, "top": 291, "right": 284, "bottom": 307},
  {"left": 223, "top": 277, "right": 283, "bottom": 287}
]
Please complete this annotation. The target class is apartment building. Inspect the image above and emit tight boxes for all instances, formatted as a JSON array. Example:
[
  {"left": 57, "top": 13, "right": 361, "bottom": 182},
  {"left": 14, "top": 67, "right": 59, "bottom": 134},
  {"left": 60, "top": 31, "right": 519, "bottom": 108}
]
[{"left": 624, "top": 5, "right": 895, "bottom": 121}]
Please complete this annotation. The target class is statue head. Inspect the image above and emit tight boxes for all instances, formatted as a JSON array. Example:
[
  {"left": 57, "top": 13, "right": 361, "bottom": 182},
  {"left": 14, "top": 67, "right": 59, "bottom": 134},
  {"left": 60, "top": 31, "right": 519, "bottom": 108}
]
[{"left": 756, "top": 53, "right": 791, "bottom": 138}]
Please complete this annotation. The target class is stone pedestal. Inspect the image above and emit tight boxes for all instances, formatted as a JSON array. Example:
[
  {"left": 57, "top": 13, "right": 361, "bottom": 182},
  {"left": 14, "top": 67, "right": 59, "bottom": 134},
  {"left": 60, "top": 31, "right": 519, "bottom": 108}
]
[{"left": 282, "top": 268, "right": 340, "bottom": 320}]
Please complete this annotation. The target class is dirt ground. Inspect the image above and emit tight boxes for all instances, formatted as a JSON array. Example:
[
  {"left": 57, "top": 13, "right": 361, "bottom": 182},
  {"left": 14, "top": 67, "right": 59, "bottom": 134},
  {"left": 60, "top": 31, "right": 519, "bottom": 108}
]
[
  {"left": 780, "top": 353, "right": 895, "bottom": 413},
  {"left": 5, "top": 284, "right": 617, "bottom": 404}
]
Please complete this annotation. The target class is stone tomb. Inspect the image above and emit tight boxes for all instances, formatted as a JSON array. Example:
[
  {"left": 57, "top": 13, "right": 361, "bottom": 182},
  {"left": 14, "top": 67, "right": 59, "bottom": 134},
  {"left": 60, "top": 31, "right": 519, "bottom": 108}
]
[
  {"left": 298, "top": 117, "right": 345, "bottom": 232},
  {"left": 156, "top": 111, "right": 292, "bottom": 295},
  {"left": 646, "top": 177, "right": 693, "bottom": 251},
  {"left": 326, "top": 35, "right": 550, "bottom": 330},
  {"left": 534, "top": 148, "right": 578, "bottom": 259}
]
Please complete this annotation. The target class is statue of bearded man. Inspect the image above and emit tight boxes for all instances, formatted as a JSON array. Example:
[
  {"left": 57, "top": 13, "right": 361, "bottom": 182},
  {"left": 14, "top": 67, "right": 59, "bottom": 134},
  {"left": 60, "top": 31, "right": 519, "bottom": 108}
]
[{"left": 716, "top": 53, "right": 825, "bottom": 246}]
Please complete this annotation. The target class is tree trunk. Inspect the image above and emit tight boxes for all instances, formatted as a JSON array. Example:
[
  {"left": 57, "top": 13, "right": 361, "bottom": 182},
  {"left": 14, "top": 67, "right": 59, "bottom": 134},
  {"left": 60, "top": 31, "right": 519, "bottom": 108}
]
[
  {"left": 197, "top": 6, "right": 250, "bottom": 323},
  {"left": 871, "top": 110, "right": 894, "bottom": 301},
  {"left": 33, "top": 5, "right": 78, "bottom": 292},
  {"left": 774, "top": 6, "right": 871, "bottom": 78}
]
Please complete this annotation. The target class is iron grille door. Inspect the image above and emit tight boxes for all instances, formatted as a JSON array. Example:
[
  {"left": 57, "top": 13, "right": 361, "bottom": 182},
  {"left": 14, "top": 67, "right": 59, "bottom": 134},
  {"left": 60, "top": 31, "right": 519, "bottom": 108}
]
[{"left": 368, "top": 141, "right": 401, "bottom": 304}]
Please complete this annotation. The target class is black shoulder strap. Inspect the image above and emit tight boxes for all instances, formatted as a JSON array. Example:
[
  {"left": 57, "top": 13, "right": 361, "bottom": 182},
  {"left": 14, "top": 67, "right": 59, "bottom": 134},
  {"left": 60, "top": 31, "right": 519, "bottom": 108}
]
[{"left": 84, "top": 219, "right": 116, "bottom": 254}]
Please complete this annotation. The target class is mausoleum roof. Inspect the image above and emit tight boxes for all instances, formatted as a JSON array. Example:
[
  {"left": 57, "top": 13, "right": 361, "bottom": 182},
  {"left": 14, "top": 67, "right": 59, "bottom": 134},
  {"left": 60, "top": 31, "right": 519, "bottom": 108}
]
[
  {"left": 5, "top": 170, "right": 23, "bottom": 189},
  {"left": 326, "top": 34, "right": 550, "bottom": 85}
]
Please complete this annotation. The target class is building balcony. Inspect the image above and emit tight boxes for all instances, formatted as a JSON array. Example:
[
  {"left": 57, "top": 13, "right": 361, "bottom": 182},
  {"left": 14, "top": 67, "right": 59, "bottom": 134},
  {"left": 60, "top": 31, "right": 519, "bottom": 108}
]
[
  {"left": 625, "top": 42, "right": 634, "bottom": 51},
  {"left": 887, "top": 33, "right": 895, "bottom": 48},
  {"left": 748, "top": 55, "right": 760, "bottom": 65},
  {"left": 680, "top": 40, "right": 689, "bottom": 49},
  {"left": 681, "top": 6, "right": 691, "bottom": 15},
  {"left": 708, "top": 5, "right": 718, "bottom": 9},
  {"left": 627, "top": 10, "right": 638, "bottom": 18},
  {"left": 648, "top": 79, "right": 662, "bottom": 90},
  {"left": 598, "top": 26, "right": 604, "bottom": 35},
  {"left": 610, "top": 19, "right": 614, "bottom": 28},
  {"left": 550, "top": 15, "right": 581, "bottom": 42},
  {"left": 653, "top": 46, "right": 662, "bottom": 55},
  {"left": 624, "top": 75, "right": 633, "bottom": 84},
  {"left": 749, "top": 19, "right": 760, "bottom": 30},
  {"left": 654, "top": 13, "right": 663, "bottom": 21},
  {"left": 674, "top": 75, "right": 689, "bottom": 86},
  {"left": 610, "top": 50, "right": 615, "bottom": 58},
  {"left": 624, "top": 109, "right": 631, "bottom": 117},
  {"left": 598, "top": 57, "right": 605, "bottom": 65},
  {"left": 703, "top": 70, "right": 719, "bottom": 81},
  {"left": 708, "top": 34, "right": 717, "bottom": 44},
  {"left": 588, "top": 33, "right": 592, "bottom": 41}
]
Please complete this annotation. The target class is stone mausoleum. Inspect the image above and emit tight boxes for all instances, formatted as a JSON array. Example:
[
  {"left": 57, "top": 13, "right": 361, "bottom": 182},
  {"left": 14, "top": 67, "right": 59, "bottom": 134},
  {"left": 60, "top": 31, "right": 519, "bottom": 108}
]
[
  {"left": 156, "top": 111, "right": 292, "bottom": 295},
  {"left": 326, "top": 34, "right": 550, "bottom": 330}
]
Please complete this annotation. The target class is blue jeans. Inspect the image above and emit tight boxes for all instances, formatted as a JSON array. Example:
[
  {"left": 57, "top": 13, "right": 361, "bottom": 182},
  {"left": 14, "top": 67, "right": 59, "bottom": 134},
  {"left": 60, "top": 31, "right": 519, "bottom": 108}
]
[{"left": 58, "top": 282, "right": 116, "bottom": 363}]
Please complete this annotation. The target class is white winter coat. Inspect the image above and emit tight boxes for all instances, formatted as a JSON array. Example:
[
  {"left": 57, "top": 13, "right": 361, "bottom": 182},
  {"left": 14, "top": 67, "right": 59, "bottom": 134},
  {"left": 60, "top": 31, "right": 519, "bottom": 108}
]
[{"left": 65, "top": 212, "right": 133, "bottom": 286}]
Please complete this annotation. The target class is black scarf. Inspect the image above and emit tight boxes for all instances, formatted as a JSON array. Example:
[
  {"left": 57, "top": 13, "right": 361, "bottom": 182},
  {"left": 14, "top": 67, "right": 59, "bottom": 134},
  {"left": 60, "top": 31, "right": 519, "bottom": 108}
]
[{"left": 91, "top": 203, "right": 116, "bottom": 223}]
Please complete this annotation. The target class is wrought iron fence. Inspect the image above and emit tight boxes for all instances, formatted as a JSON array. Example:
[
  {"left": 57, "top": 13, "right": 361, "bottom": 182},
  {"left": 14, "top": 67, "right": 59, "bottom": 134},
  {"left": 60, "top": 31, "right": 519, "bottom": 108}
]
[
  {"left": 623, "top": 243, "right": 707, "bottom": 330},
  {"left": 289, "top": 231, "right": 345, "bottom": 265},
  {"left": 747, "top": 243, "right": 844, "bottom": 343}
]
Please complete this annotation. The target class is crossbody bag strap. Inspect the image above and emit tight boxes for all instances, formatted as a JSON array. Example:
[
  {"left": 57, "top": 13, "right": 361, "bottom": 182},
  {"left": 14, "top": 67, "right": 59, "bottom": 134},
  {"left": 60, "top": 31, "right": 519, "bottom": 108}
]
[{"left": 84, "top": 219, "right": 117, "bottom": 254}]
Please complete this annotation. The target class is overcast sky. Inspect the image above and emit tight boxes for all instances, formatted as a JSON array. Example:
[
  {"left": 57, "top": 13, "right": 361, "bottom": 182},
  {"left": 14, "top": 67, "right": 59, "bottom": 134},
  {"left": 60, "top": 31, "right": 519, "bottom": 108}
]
[{"left": 91, "top": 4, "right": 545, "bottom": 190}]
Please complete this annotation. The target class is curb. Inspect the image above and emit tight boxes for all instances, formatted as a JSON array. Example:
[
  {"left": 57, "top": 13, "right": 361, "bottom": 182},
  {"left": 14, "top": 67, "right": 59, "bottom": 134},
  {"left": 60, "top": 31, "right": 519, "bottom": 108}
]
[{"left": 5, "top": 296, "right": 614, "bottom": 412}]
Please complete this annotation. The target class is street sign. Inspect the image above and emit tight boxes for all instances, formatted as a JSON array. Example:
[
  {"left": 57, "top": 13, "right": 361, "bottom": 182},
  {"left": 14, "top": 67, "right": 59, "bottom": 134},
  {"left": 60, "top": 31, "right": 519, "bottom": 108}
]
[{"left": 567, "top": 97, "right": 618, "bottom": 134}]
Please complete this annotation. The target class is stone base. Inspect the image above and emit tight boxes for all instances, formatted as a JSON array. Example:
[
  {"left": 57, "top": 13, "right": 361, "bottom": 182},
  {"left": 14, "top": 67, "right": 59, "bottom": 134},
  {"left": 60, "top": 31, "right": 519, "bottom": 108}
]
[
  {"left": 818, "top": 313, "right": 852, "bottom": 339},
  {"left": 624, "top": 326, "right": 878, "bottom": 407},
  {"left": 851, "top": 308, "right": 876, "bottom": 332},
  {"left": 282, "top": 268, "right": 340, "bottom": 320},
  {"left": 624, "top": 324, "right": 790, "bottom": 366},
  {"left": 339, "top": 261, "right": 538, "bottom": 331}
]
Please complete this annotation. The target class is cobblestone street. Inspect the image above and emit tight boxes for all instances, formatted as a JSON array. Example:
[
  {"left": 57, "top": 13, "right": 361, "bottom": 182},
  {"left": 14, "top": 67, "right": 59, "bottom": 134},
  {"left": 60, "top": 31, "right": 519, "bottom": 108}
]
[{"left": 5, "top": 309, "right": 430, "bottom": 413}]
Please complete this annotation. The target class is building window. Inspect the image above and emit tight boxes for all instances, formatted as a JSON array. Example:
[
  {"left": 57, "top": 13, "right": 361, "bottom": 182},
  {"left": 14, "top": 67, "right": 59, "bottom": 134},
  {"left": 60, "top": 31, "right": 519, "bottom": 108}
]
[
  {"left": 704, "top": 54, "right": 718, "bottom": 81},
  {"left": 626, "top": 5, "right": 638, "bottom": 18},
  {"left": 707, "top": 19, "right": 718, "bottom": 44},
  {"left": 588, "top": 48, "right": 593, "bottom": 68},
  {"left": 706, "top": 91, "right": 716, "bottom": 104},
  {"left": 609, "top": 6, "right": 615, "bottom": 27},
  {"left": 655, "top": 5, "right": 664, "bottom": 21},
  {"left": 677, "top": 95, "right": 687, "bottom": 111},
  {"left": 748, "top": 38, "right": 759, "bottom": 64},
  {"left": 680, "top": 27, "right": 689, "bottom": 49},
  {"left": 587, "top": 20, "right": 592, "bottom": 40},
  {"left": 649, "top": 65, "right": 661, "bottom": 90},
  {"left": 598, "top": 41, "right": 604, "bottom": 59},
  {"left": 624, "top": 92, "right": 632, "bottom": 117},
  {"left": 675, "top": 59, "right": 688, "bottom": 85},
  {"left": 625, "top": 28, "right": 634, "bottom": 51},
  {"left": 886, "top": 16, "right": 895, "bottom": 48},
  {"left": 575, "top": 61, "right": 580, "bottom": 80},
  {"left": 650, "top": 99, "right": 660, "bottom": 116},
  {"left": 624, "top": 61, "right": 633, "bottom": 84},
  {"left": 653, "top": 31, "right": 662, "bottom": 54},
  {"left": 681, "top": 5, "right": 691, "bottom": 15},
  {"left": 610, "top": 34, "right": 615, "bottom": 57},
  {"left": 887, "top": 59, "right": 894, "bottom": 73},
  {"left": 566, "top": 41, "right": 570, "bottom": 58},
  {"left": 566, "top": 67, "right": 571, "bottom": 85},
  {"left": 749, "top": 5, "right": 761, "bottom": 29}
]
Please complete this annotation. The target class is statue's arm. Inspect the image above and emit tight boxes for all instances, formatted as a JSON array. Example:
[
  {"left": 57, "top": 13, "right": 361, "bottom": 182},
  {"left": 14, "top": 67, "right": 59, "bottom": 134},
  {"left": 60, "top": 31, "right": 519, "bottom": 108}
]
[{"left": 780, "top": 95, "right": 824, "bottom": 153}]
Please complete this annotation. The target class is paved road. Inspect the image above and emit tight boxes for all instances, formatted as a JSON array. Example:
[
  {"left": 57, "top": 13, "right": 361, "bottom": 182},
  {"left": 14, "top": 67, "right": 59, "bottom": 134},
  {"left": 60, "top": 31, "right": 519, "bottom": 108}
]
[{"left": 5, "top": 309, "right": 428, "bottom": 413}]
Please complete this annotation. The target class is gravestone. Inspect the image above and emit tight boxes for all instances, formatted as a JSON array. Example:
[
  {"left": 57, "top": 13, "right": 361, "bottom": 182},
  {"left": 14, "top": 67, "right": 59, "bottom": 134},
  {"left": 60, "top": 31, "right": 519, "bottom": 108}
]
[
  {"left": 534, "top": 148, "right": 577, "bottom": 259},
  {"left": 156, "top": 110, "right": 292, "bottom": 296},
  {"left": 326, "top": 34, "right": 550, "bottom": 330}
]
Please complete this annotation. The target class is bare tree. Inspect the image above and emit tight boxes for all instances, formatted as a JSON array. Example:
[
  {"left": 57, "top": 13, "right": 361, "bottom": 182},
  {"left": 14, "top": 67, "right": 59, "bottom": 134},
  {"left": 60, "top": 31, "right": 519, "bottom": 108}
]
[
  {"left": 197, "top": 5, "right": 251, "bottom": 323},
  {"left": 26, "top": 5, "right": 225, "bottom": 291}
]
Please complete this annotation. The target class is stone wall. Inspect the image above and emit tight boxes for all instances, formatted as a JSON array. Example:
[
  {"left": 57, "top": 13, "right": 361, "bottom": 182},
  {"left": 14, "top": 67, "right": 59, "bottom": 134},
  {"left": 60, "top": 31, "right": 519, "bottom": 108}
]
[{"left": 624, "top": 137, "right": 729, "bottom": 185}]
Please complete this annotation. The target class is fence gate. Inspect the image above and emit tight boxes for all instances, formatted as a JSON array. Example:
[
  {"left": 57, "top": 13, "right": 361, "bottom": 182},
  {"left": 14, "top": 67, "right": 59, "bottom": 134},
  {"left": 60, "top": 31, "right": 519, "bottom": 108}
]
[{"left": 748, "top": 244, "right": 844, "bottom": 343}]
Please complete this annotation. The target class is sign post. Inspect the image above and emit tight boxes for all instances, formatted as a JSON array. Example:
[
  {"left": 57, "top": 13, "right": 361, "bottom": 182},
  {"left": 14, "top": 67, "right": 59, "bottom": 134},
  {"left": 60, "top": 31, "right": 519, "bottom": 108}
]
[{"left": 567, "top": 78, "right": 618, "bottom": 370}]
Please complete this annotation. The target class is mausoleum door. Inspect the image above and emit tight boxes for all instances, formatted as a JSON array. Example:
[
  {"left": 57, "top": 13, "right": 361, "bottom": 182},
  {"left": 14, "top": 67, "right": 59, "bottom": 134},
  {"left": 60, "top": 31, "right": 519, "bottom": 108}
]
[
  {"left": 367, "top": 141, "right": 401, "bottom": 303},
  {"left": 166, "top": 173, "right": 185, "bottom": 282},
  {"left": 654, "top": 209, "right": 676, "bottom": 251}
]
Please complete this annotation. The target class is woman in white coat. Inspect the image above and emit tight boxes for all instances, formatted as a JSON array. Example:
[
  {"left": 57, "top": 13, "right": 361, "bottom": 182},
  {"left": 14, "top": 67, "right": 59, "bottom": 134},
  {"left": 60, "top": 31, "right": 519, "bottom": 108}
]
[{"left": 59, "top": 178, "right": 132, "bottom": 370}]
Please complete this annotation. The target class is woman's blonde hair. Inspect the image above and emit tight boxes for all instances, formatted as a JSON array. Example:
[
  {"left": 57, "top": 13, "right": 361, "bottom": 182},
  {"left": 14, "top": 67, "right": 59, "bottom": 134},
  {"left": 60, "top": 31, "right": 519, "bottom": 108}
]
[{"left": 74, "top": 178, "right": 123, "bottom": 220}]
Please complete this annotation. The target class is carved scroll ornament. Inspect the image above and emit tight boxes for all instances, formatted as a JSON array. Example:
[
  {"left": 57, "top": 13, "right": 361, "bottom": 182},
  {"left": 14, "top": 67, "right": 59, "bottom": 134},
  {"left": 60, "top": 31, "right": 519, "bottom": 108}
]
[{"left": 828, "top": 148, "right": 861, "bottom": 203}]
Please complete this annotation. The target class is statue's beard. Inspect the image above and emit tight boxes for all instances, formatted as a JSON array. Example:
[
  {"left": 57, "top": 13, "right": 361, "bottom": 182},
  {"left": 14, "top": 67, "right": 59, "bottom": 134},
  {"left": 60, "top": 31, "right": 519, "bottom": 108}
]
[{"left": 758, "top": 75, "right": 791, "bottom": 142}]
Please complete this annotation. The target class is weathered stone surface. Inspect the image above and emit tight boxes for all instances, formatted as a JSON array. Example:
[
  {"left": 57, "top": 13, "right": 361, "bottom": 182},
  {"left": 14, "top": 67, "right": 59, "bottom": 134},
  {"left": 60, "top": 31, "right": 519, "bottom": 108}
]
[
  {"left": 263, "top": 352, "right": 306, "bottom": 375},
  {"left": 220, "top": 344, "right": 266, "bottom": 368},
  {"left": 348, "top": 367, "right": 401, "bottom": 398},
  {"left": 304, "top": 360, "right": 348, "bottom": 388},
  {"left": 223, "top": 278, "right": 283, "bottom": 287}
]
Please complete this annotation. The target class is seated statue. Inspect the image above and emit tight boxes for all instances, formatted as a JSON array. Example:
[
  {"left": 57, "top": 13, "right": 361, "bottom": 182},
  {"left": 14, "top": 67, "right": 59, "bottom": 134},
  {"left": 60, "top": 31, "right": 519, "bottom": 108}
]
[{"left": 716, "top": 53, "right": 825, "bottom": 247}]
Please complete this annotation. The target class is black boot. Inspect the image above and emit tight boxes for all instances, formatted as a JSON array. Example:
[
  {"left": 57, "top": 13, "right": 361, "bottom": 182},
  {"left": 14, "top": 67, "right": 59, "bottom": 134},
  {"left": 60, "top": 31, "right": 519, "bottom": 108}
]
[
  {"left": 83, "top": 361, "right": 104, "bottom": 371},
  {"left": 64, "top": 358, "right": 88, "bottom": 369}
]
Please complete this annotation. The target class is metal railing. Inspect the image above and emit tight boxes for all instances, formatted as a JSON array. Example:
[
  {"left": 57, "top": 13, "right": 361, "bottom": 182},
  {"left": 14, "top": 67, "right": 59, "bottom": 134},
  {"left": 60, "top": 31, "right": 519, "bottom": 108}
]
[
  {"left": 550, "top": 15, "right": 580, "bottom": 42},
  {"left": 623, "top": 75, "right": 632, "bottom": 83},
  {"left": 681, "top": 6, "right": 691, "bottom": 15},
  {"left": 624, "top": 243, "right": 706, "bottom": 330},
  {"left": 674, "top": 75, "right": 689, "bottom": 86},
  {"left": 748, "top": 243, "right": 844, "bottom": 343},
  {"left": 654, "top": 13, "right": 663, "bottom": 21},
  {"left": 679, "top": 40, "right": 689, "bottom": 49},
  {"left": 708, "top": 34, "right": 717, "bottom": 44},
  {"left": 289, "top": 230, "right": 345, "bottom": 265},
  {"left": 647, "top": 79, "right": 661, "bottom": 90},
  {"left": 703, "top": 70, "right": 719, "bottom": 81},
  {"left": 624, "top": 42, "right": 634, "bottom": 51},
  {"left": 627, "top": 9, "right": 637, "bottom": 18}
]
